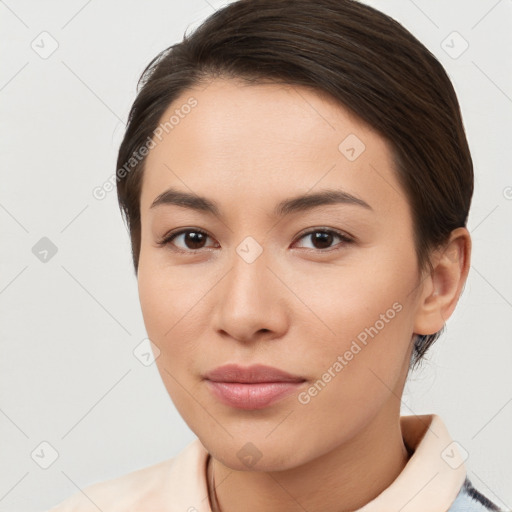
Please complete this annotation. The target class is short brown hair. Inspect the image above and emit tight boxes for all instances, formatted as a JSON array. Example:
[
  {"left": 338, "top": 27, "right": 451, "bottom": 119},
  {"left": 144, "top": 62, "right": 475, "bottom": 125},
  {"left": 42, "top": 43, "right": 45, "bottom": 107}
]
[{"left": 116, "top": 0, "right": 474, "bottom": 369}]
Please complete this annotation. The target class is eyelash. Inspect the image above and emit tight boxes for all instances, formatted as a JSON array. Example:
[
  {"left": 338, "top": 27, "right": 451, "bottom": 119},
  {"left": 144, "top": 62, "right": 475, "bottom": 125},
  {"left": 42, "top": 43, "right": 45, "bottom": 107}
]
[{"left": 156, "top": 227, "right": 354, "bottom": 254}]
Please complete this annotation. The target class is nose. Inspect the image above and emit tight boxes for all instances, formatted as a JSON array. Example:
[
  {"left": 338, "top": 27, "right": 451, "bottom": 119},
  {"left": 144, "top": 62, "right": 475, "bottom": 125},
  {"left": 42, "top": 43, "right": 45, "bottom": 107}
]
[{"left": 212, "top": 243, "right": 290, "bottom": 344}]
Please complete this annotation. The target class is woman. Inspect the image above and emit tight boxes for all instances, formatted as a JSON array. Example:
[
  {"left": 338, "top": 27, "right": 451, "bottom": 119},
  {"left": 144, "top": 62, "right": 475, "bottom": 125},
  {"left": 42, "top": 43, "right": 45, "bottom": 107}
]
[{"left": 47, "top": 0, "right": 508, "bottom": 510}]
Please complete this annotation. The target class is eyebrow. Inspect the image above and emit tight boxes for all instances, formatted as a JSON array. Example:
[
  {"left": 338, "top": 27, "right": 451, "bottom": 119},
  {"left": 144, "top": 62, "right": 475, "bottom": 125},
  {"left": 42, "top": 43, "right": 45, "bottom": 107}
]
[{"left": 150, "top": 187, "right": 373, "bottom": 217}]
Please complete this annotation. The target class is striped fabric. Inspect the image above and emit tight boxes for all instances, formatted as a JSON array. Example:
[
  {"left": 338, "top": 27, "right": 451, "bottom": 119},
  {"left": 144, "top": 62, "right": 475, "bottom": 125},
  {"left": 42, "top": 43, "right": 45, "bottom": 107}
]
[{"left": 448, "top": 477, "right": 508, "bottom": 511}]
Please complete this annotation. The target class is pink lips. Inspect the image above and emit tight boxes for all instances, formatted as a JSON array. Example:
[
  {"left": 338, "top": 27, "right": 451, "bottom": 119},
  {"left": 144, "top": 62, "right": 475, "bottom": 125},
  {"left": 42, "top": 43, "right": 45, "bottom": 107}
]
[{"left": 204, "top": 364, "right": 306, "bottom": 410}]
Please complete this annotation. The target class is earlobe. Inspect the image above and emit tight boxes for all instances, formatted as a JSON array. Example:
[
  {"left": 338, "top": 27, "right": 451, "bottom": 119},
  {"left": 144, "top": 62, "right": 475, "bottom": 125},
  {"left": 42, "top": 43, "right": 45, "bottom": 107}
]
[{"left": 413, "top": 228, "right": 471, "bottom": 336}]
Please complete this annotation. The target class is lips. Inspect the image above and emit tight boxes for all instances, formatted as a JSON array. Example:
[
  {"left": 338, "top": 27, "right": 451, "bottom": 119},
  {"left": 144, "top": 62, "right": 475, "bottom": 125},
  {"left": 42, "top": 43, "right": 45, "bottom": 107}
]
[
  {"left": 204, "top": 363, "right": 306, "bottom": 383},
  {"left": 204, "top": 364, "right": 306, "bottom": 410}
]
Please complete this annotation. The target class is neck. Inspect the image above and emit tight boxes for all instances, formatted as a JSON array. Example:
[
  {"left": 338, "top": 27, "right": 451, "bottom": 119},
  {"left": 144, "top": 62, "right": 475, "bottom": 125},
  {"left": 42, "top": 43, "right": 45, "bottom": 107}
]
[{"left": 207, "top": 405, "right": 411, "bottom": 512}]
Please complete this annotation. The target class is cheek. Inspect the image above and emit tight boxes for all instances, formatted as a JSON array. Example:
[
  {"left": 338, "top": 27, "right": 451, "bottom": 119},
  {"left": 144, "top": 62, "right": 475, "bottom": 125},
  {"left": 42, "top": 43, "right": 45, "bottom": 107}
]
[
  {"left": 138, "top": 250, "right": 200, "bottom": 337},
  {"left": 295, "top": 253, "right": 417, "bottom": 397},
  {"left": 137, "top": 261, "right": 205, "bottom": 417},
  {"left": 292, "top": 287, "right": 415, "bottom": 450},
  {"left": 295, "top": 251, "right": 414, "bottom": 344},
  {"left": 137, "top": 258, "right": 186, "bottom": 373},
  {"left": 137, "top": 261, "right": 171, "bottom": 338},
  {"left": 136, "top": 254, "right": 214, "bottom": 379}
]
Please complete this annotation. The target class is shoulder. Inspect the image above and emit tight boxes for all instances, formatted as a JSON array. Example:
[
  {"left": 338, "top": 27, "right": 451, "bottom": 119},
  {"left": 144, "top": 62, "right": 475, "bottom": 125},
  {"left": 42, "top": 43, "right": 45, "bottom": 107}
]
[
  {"left": 448, "top": 477, "right": 509, "bottom": 512},
  {"left": 43, "top": 436, "right": 214, "bottom": 512},
  {"left": 45, "top": 457, "right": 176, "bottom": 512}
]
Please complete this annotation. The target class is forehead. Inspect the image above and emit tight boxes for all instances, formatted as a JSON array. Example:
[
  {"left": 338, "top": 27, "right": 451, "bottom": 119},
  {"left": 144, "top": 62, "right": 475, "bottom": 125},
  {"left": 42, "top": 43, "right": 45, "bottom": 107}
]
[{"left": 139, "top": 78, "right": 405, "bottom": 218}]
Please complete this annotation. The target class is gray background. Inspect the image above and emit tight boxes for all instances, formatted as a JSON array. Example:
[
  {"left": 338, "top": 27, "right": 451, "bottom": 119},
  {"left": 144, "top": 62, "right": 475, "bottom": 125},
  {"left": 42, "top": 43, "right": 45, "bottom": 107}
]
[{"left": 0, "top": 0, "right": 511, "bottom": 510}]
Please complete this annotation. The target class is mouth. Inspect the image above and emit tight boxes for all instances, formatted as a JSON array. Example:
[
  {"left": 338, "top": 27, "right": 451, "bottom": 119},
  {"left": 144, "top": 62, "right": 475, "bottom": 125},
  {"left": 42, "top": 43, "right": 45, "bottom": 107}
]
[{"left": 203, "top": 364, "right": 307, "bottom": 410}]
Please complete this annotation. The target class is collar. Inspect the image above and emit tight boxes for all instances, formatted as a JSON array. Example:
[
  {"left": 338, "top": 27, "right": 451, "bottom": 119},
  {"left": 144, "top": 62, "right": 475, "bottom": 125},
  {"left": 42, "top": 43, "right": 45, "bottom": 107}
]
[{"left": 357, "top": 414, "right": 467, "bottom": 511}]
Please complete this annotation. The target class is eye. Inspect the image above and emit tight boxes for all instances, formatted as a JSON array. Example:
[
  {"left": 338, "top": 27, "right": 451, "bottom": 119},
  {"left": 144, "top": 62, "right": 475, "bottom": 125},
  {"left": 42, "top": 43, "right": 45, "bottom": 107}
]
[
  {"left": 293, "top": 228, "right": 354, "bottom": 251},
  {"left": 157, "top": 227, "right": 354, "bottom": 253},
  {"left": 157, "top": 228, "right": 218, "bottom": 252}
]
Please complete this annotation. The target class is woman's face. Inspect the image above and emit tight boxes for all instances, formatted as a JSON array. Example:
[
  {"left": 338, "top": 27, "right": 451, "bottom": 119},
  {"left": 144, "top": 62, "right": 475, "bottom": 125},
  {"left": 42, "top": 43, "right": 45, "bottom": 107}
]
[{"left": 137, "top": 78, "right": 427, "bottom": 470}]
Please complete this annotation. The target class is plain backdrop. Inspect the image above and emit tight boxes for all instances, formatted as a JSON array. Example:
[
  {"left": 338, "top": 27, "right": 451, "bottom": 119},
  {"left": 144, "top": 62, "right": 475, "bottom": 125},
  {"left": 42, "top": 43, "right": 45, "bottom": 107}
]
[{"left": 0, "top": 0, "right": 511, "bottom": 510}]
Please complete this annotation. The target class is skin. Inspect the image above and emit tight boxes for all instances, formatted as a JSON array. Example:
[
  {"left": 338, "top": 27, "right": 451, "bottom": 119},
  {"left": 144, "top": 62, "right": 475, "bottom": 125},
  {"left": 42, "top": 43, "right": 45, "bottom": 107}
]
[{"left": 137, "top": 78, "right": 471, "bottom": 512}]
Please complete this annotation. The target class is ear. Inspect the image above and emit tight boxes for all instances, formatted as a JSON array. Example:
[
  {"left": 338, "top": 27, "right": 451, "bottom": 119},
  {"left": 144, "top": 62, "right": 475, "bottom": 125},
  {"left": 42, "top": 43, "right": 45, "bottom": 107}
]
[{"left": 413, "top": 227, "right": 471, "bottom": 335}]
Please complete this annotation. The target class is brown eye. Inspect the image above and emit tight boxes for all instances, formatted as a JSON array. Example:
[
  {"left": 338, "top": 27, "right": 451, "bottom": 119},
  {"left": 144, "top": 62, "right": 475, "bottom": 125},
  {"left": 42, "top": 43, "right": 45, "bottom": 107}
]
[
  {"left": 180, "top": 231, "right": 208, "bottom": 250},
  {"left": 295, "top": 229, "right": 353, "bottom": 251},
  {"left": 158, "top": 229, "right": 217, "bottom": 252},
  {"left": 311, "top": 231, "right": 335, "bottom": 250}
]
